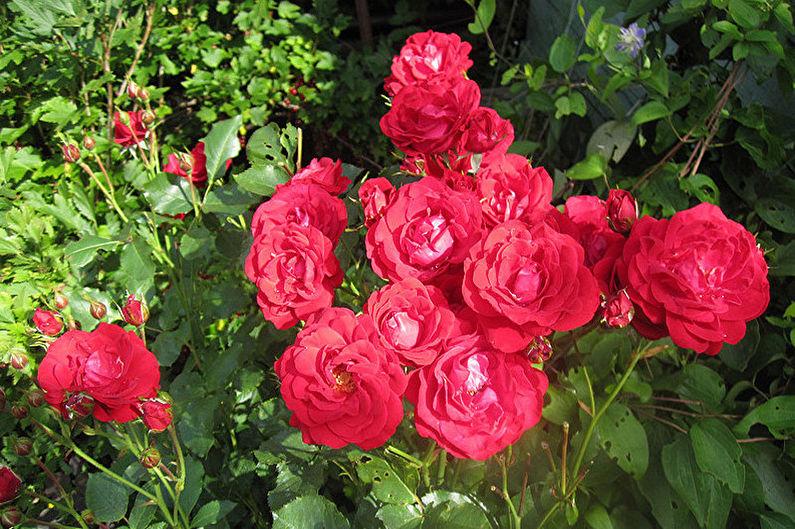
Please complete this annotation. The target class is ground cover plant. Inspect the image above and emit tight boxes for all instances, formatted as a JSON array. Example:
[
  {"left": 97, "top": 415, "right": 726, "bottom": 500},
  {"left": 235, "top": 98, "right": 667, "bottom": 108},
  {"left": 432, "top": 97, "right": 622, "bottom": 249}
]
[{"left": 1, "top": 0, "right": 794, "bottom": 528}]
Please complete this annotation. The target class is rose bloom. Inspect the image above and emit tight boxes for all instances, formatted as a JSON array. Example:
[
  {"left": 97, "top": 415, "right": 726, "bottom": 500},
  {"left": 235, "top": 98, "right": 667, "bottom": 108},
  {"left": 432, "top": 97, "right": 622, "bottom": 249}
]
[
  {"left": 364, "top": 278, "right": 455, "bottom": 367},
  {"left": 384, "top": 30, "right": 473, "bottom": 97},
  {"left": 380, "top": 77, "right": 480, "bottom": 156},
  {"left": 245, "top": 223, "right": 343, "bottom": 329},
  {"left": 33, "top": 308, "right": 62, "bottom": 336},
  {"left": 423, "top": 147, "right": 478, "bottom": 192},
  {"left": 463, "top": 220, "right": 601, "bottom": 352},
  {"left": 164, "top": 142, "right": 209, "bottom": 187},
  {"left": 477, "top": 153, "right": 553, "bottom": 228},
  {"left": 251, "top": 182, "right": 348, "bottom": 244},
  {"left": 278, "top": 157, "right": 350, "bottom": 196},
  {"left": 359, "top": 177, "right": 396, "bottom": 228},
  {"left": 140, "top": 399, "right": 173, "bottom": 432},
  {"left": 275, "top": 308, "right": 407, "bottom": 450},
  {"left": 459, "top": 107, "right": 515, "bottom": 154},
  {"left": 406, "top": 333, "right": 548, "bottom": 460},
  {"left": 113, "top": 111, "right": 149, "bottom": 147},
  {"left": 365, "top": 177, "right": 483, "bottom": 284},
  {"left": 37, "top": 323, "right": 161, "bottom": 422},
  {"left": 617, "top": 203, "right": 769, "bottom": 354},
  {"left": 0, "top": 466, "right": 21, "bottom": 504}
]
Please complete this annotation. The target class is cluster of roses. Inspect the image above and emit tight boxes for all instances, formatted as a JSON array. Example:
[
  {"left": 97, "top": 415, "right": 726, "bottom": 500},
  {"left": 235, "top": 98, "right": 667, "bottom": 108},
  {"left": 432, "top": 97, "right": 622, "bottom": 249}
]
[{"left": 247, "top": 30, "right": 770, "bottom": 460}]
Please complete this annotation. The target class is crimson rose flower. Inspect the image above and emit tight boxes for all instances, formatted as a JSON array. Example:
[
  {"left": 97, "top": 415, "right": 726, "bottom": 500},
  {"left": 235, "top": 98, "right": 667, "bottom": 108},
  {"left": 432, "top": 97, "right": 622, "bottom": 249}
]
[
  {"left": 0, "top": 466, "right": 21, "bottom": 504},
  {"left": 37, "top": 323, "right": 161, "bottom": 422},
  {"left": 380, "top": 77, "right": 480, "bottom": 156},
  {"left": 251, "top": 182, "right": 348, "bottom": 244},
  {"left": 617, "top": 203, "right": 769, "bottom": 354},
  {"left": 406, "top": 333, "right": 548, "bottom": 460},
  {"left": 245, "top": 223, "right": 343, "bottom": 329},
  {"left": 384, "top": 30, "right": 473, "bottom": 96},
  {"left": 459, "top": 107, "right": 514, "bottom": 154},
  {"left": 33, "top": 308, "right": 62, "bottom": 336},
  {"left": 164, "top": 142, "right": 209, "bottom": 187},
  {"left": 605, "top": 189, "right": 638, "bottom": 234},
  {"left": 365, "top": 177, "right": 483, "bottom": 284},
  {"left": 274, "top": 308, "right": 407, "bottom": 450},
  {"left": 477, "top": 154, "right": 553, "bottom": 228},
  {"left": 113, "top": 111, "right": 148, "bottom": 147},
  {"left": 364, "top": 278, "right": 455, "bottom": 367},
  {"left": 140, "top": 399, "right": 173, "bottom": 432},
  {"left": 278, "top": 157, "right": 350, "bottom": 195},
  {"left": 462, "top": 220, "right": 600, "bottom": 352},
  {"left": 359, "top": 177, "right": 396, "bottom": 227}
]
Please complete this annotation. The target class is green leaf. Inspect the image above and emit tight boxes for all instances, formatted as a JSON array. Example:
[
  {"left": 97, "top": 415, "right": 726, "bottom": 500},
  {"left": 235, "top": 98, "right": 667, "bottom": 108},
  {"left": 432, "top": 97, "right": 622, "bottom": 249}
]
[
  {"left": 85, "top": 473, "right": 131, "bottom": 523},
  {"left": 143, "top": 173, "right": 194, "bottom": 215},
  {"left": 742, "top": 443, "right": 795, "bottom": 522},
  {"left": 39, "top": 96, "right": 78, "bottom": 128},
  {"left": 720, "top": 319, "right": 760, "bottom": 371},
  {"left": 268, "top": 461, "right": 328, "bottom": 511},
  {"left": 128, "top": 495, "right": 156, "bottom": 529},
  {"left": 272, "top": 495, "right": 350, "bottom": 529},
  {"left": 646, "top": 59, "right": 670, "bottom": 97},
  {"left": 467, "top": 0, "right": 496, "bottom": 35},
  {"left": 65, "top": 236, "right": 121, "bottom": 268},
  {"left": 191, "top": 500, "right": 236, "bottom": 528},
  {"left": 690, "top": 418, "right": 745, "bottom": 493},
  {"left": 549, "top": 35, "right": 577, "bottom": 72},
  {"left": 567, "top": 153, "right": 608, "bottom": 180},
  {"left": 247, "top": 123, "right": 295, "bottom": 169},
  {"left": 597, "top": 402, "right": 649, "bottom": 478},
  {"left": 352, "top": 454, "right": 416, "bottom": 505},
  {"left": 755, "top": 198, "right": 795, "bottom": 233},
  {"left": 421, "top": 491, "right": 490, "bottom": 528},
  {"left": 632, "top": 101, "right": 670, "bottom": 125},
  {"left": 202, "top": 183, "right": 258, "bottom": 216},
  {"left": 201, "top": 115, "right": 243, "bottom": 184},
  {"left": 728, "top": 0, "right": 761, "bottom": 28},
  {"left": 677, "top": 364, "right": 726, "bottom": 412},
  {"left": 586, "top": 120, "right": 637, "bottom": 163},
  {"left": 234, "top": 165, "right": 290, "bottom": 196},
  {"left": 585, "top": 504, "right": 614, "bottom": 529},
  {"left": 734, "top": 396, "right": 795, "bottom": 439},
  {"left": 679, "top": 173, "right": 719, "bottom": 203},
  {"left": 119, "top": 238, "right": 154, "bottom": 295},
  {"left": 178, "top": 396, "right": 219, "bottom": 457},
  {"left": 637, "top": 438, "right": 699, "bottom": 529},
  {"left": 376, "top": 504, "right": 423, "bottom": 528},
  {"left": 179, "top": 458, "right": 204, "bottom": 516}
]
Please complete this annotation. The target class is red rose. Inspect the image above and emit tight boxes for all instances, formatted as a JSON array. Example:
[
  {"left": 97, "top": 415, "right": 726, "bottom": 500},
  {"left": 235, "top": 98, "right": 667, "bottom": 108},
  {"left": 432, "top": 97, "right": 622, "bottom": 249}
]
[
  {"left": 121, "top": 294, "right": 149, "bottom": 327},
  {"left": 113, "top": 111, "right": 149, "bottom": 147},
  {"left": 462, "top": 221, "right": 601, "bottom": 352},
  {"left": 0, "top": 466, "right": 21, "bottom": 504},
  {"left": 358, "top": 177, "right": 396, "bottom": 228},
  {"left": 617, "top": 203, "right": 769, "bottom": 354},
  {"left": 406, "top": 333, "right": 548, "bottom": 460},
  {"left": 364, "top": 278, "right": 455, "bottom": 367},
  {"left": 274, "top": 308, "right": 407, "bottom": 450},
  {"left": 365, "top": 177, "right": 483, "bottom": 284},
  {"left": 605, "top": 189, "right": 638, "bottom": 234},
  {"left": 424, "top": 148, "right": 478, "bottom": 192},
  {"left": 245, "top": 223, "right": 343, "bottom": 329},
  {"left": 279, "top": 157, "right": 350, "bottom": 195},
  {"left": 251, "top": 182, "right": 348, "bottom": 244},
  {"left": 140, "top": 399, "right": 173, "bottom": 432},
  {"left": 380, "top": 77, "right": 480, "bottom": 156},
  {"left": 37, "top": 323, "right": 161, "bottom": 422},
  {"left": 459, "top": 107, "right": 515, "bottom": 154},
  {"left": 477, "top": 154, "right": 553, "bottom": 228},
  {"left": 164, "top": 142, "right": 209, "bottom": 187},
  {"left": 384, "top": 30, "right": 473, "bottom": 97},
  {"left": 33, "top": 308, "right": 62, "bottom": 336}
]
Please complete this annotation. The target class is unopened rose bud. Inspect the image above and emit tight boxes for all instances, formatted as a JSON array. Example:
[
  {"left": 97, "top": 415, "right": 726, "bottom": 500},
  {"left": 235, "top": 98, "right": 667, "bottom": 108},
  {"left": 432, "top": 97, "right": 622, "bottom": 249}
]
[
  {"left": 83, "top": 136, "right": 95, "bottom": 150},
  {"left": 80, "top": 510, "right": 94, "bottom": 524},
  {"left": 10, "top": 405, "right": 27, "bottom": 420},
  {"left": 606, "top": 189, "right": 638, "bottom": 234},
  {"left": 122, "top": 295, "right": 149, "bottom": 326},
  {"left": 33, "top": 308, "right": 62, "bottom": 336},
  {"left": 61, "top": 144, "right": 81, "bottom": 163},
  {"left": 138, "top": 87, "right": 150, "bottom": 101},
  {"left": 9, "top": 352, "right": 27, "bottom": 370},
  {"left": 54, "top": 293, "right": 69, "bottom": 310},
  {"left": 601, "top": 289, "right": 635, "bottom": 328},
  {"left": 127, "top": 81, "right": 141, "bottom": 99},
  {"left": 26, "top": 389, "right": 45, "bottom": 408},
  {"left": 140, "top": 400, "right": 173, "bottom": 432},
  {"left": 178, "top": 152, "right": 194, "bottom": 173},
  {"left": 139, "top": 447, "right": 161, "bottom": 469},
  {"left": 89, "top": 300, "right": 107, "bottom": 320},
  {"left": 13, "top": 438, "right": 32, "bottom": 457},
  {"left": 526, "top": 336, "right": 553, "bottom": 363},
  {"left": 141, "top": 110, "right": 155, "bottom": 125},
  {"left": 0, "top": 507, "right": 21, "bottom": 527}
]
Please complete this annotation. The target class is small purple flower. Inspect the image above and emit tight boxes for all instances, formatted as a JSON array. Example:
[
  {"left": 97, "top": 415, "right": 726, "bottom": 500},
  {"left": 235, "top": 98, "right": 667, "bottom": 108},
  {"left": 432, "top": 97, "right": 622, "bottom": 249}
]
[{"left": 616, "top": 22, "right": 646, "bottom": 58}]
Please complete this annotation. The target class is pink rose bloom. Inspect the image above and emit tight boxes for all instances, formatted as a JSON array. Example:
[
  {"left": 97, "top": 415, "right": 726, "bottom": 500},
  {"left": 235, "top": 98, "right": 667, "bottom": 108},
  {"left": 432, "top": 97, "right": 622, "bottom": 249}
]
[
  {"left": 477, "top": 153, "right": 553, "bottom": 228},
  {"left": 459, "top": 107, "right": 515, "bottom": 154},
  {"left": 279, "top": 157, "right": 350, "bottom": 195},
  {"left": 385, "top": 30, "right": 473, "bottom": 96},
  {"left": 359, "top": 177, "right": 396, "bottom": 228}
]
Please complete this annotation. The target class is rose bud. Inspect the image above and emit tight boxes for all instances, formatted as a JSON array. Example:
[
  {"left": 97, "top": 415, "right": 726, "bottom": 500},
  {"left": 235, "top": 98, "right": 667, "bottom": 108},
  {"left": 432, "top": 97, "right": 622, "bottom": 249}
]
[
  {"left": 526, "top": 336, "right": 553, "bottom": 363},
  {"left": 10, "top": 405, "right": 27, "bottom": 420},
  {"left": 601, "top": 289, "right": 634, "bottom": 328},
  {"left": 139, "top": 447, "right": 161, "bottom": 469},
  {"left": 89, "top": 300, "right": 107, "bottom": 320},
  {"left": 9, "top": 352, "right": 27, "bottom": 371},
  {"left": 26, "top": 389, "right": 45, "bottom": 408},
  {"left": 54, "top": 293, "right": 68, "bottom": 310},
  {"left": 141, "top": 110, "right": 156, "bottom": 125},
  {"left": 64, "top": 392, "right": 95, "bottom": 419},
  {"left": 0, "top": 507, "right": 21, "bottom": 527},
  {"left": 12, "top": 438, "right": 32, "bottom": 457},
  {"left": 606, "top": 189, "right": 638, "bottom": 234},
  {"left": 82, "top": 136, "right": 95, "bottom": 150},
  {"left": 358, "top": 177, "right": 395, "bottom": 227},
  {"left": 138, "top": 88, "right": 150, "bottom": 101},
  {"left": 0, "top": 389, "right": 5, "bottom": 410},
  {"left": 178, "top": 152, "right": 194, "bottom": 173},
  {"left": 127, "top": 81, "right": 141, "bottom": 99},
  {"left": 61, "top": 144, "right": 81, "bottom": 163},
  {"left": 32, "top": 309, "right": 62, "bottom": 336},
  {"left": 121, "top": 295, "right": 149, "bottom": 326},
  {"left": 140, "top": 400, "right": 173, "bottom": 433},
  {"left": 81, "top": 510, "right": 94, "bottom": 524},
  {"left": 0, "top": 466, "right": 22, "bottom": 503}
]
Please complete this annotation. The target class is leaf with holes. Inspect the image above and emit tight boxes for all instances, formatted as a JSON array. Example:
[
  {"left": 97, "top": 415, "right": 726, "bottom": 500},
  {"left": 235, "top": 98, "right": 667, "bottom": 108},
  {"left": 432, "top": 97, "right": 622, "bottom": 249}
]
[
  {"left": 272, "top": 495, "right": 349, "bottom": 529},
  {"left": 353, "top": 454, "right": 416, "bottom": 505},
  {"left": 597, "top": 402, "right": 648, "bottom": 478},
  {"left": 755, "top": 198, "right": 795, "bottom": 233},
  {"left": 734, "top": 396, "right": 795, "bottom": 439}
]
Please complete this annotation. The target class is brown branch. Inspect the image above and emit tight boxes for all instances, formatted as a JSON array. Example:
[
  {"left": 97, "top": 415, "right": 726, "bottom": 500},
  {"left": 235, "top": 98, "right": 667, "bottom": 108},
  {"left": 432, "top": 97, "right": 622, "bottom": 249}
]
[{"left": 118, "top": 3, "right": 156, "bottom": 98}]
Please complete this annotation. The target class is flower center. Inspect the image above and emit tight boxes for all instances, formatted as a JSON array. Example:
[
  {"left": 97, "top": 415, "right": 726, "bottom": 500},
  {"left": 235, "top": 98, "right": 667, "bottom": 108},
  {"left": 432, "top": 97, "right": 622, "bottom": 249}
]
[
  {"left": 464, "top": 354, "right": 489, "bottom": 395},
  {"left": 331, "top": 365, "right": 356, "bottom": 394},
  {"left": 384, "top": 311, "right": 421, "bottom": 349},
  {"left": 404, "top": 213, "right": 454, "bottom": 266},
  {"left": 510, "top": 262, "right": 543, "bottom": 302},
  {"left": 83, "top": 349, "right": 124, "bottom": 388}
]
